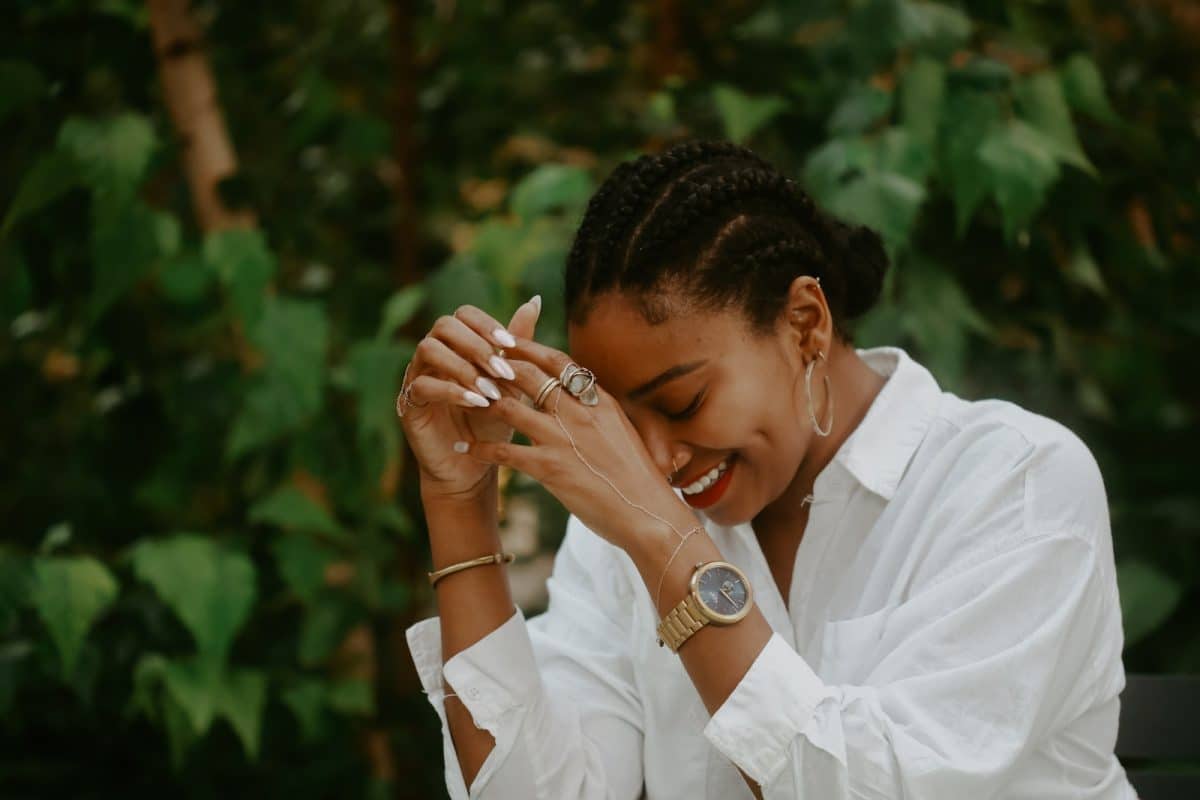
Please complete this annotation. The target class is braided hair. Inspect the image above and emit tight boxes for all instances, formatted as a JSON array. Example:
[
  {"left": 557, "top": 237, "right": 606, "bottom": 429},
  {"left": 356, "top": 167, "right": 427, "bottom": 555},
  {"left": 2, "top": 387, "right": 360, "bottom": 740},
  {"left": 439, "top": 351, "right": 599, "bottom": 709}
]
[{"left": 564, "top": 140, "right": 889, "bottom": 341}]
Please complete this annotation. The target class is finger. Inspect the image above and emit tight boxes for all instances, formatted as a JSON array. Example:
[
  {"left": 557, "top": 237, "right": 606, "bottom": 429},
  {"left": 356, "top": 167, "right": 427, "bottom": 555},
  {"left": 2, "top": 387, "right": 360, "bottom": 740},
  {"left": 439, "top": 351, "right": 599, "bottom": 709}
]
[
  {"left": 410, "top": 335, "right": 505, "bottom": 402},
  {"left": 507, "top": 337, "right": 576, "bottom": 382},
  {"left": 506, "top": 295, "right": 542, "bottom": 342},
  {"left": 505, "top": 358, "right": 559, "bottom": 406},
  {"left": 404, "top": 373, "right": 493, "bottom": 411},
  {"left": 455, "top": 438, "right": 547, "bottom": 481},
  {"left": 452, "top": 303, "right": 518, "bottom": 351},
  {"left": 429, "top": 314, "right": 518, "bottom": 383},
  {"left": 477, "top": 394, "right": 559, "bottom": 444}
]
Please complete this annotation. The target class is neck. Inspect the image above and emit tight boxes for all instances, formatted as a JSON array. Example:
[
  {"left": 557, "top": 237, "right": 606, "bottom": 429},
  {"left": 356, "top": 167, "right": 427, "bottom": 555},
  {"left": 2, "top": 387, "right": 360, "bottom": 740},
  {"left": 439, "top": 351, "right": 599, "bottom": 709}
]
[{"left": 752, "top": 343, "right": 887, "bottom": 541}]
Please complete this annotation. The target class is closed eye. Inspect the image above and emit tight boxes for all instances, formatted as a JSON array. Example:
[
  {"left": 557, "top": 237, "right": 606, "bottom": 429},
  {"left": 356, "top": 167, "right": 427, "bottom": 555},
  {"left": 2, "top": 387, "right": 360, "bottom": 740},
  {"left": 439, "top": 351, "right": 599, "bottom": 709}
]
[{"left": 664, "top": 390, "right": 704, "bottom": 421}]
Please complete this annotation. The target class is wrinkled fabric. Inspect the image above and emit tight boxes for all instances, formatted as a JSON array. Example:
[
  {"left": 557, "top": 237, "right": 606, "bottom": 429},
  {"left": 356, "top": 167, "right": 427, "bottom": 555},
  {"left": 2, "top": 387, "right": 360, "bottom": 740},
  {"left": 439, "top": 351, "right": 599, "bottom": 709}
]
[{"left": 405, "top": 346, "right": 1136, "bottom": 800}]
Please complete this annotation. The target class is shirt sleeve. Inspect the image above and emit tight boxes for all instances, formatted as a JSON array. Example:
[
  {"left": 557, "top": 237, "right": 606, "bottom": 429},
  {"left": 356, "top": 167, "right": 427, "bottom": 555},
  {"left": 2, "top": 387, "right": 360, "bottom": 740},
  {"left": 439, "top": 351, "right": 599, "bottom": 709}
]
[
  {"left": 405, "top": 515, "right": 645, "bottom": 800},
  {"left": 702, "top": 526, "right": 1126, "bottom": 799}
]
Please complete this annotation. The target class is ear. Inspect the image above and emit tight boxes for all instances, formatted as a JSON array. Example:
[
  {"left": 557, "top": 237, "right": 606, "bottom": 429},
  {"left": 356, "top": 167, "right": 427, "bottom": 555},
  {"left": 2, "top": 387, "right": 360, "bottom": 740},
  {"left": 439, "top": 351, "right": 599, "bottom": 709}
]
[{"left": 782, "top": 275, "right": 832, "bottom": 362}]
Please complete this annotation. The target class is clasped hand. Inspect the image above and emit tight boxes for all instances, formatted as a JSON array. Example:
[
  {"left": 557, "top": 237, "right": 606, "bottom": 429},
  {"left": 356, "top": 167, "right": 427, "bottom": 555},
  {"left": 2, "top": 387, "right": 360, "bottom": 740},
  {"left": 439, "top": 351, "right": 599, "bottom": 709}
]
[{"left": 460, "top": 337, "right": 694, "bottom": 551}]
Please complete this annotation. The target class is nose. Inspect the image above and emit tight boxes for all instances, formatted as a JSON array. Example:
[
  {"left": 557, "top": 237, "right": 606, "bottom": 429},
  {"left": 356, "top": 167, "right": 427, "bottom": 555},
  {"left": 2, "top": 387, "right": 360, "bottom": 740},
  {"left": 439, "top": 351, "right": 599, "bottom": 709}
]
[{"left": 632, "top": 414, "right": 690, "bottom": 485}]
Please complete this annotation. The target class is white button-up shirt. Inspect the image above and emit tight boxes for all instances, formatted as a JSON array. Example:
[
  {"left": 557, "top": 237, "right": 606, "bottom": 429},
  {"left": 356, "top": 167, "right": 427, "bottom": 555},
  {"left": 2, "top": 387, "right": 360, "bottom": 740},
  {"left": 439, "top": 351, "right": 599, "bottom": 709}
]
[{"left": 405, "top": 346, "right": 1136, "bottom": 799}]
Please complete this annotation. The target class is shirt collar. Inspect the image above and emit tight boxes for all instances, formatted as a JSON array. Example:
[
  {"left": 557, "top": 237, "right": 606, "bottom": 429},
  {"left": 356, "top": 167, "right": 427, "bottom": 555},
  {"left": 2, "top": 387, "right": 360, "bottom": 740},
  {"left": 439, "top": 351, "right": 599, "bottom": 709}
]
[{"left": 819, "top": 345, "right": 941, "bottom": 501}]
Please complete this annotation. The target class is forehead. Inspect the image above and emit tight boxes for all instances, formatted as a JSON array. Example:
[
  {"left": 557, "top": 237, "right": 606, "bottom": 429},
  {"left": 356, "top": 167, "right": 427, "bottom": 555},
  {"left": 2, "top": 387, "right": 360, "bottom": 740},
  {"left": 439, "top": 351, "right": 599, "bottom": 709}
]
[{"left": 567, "top": 293, "right": 747, "bottom": 395}]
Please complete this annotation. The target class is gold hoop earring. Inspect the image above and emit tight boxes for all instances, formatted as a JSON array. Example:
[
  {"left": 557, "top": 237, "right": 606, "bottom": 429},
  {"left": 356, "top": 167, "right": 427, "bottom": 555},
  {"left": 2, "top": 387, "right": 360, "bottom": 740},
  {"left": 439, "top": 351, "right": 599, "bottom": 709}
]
[{"left": 805, "top": 350, "right": 834, "bottom": 437}]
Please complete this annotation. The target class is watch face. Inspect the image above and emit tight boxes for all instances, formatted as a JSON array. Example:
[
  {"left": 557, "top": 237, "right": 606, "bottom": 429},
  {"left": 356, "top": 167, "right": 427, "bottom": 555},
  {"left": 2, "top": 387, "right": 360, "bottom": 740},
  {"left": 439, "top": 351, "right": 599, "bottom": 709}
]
[{"left": 695, "top": 563, "right": 751, "bottom": 621}]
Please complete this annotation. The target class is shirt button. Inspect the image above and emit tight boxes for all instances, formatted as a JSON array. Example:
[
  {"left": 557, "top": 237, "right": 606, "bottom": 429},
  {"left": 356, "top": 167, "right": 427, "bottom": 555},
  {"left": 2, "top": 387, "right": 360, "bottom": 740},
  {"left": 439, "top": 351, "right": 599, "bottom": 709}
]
[{"left": 468, "top": 687, "right": 480, "bottom": 699}]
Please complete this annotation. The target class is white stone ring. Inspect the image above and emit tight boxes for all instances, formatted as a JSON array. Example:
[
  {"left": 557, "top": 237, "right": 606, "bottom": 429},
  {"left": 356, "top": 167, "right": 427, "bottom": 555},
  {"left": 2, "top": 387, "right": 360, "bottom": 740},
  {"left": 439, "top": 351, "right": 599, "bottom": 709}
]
[{"left": 559, "top": 363, "right": 599, "bottom": 406}]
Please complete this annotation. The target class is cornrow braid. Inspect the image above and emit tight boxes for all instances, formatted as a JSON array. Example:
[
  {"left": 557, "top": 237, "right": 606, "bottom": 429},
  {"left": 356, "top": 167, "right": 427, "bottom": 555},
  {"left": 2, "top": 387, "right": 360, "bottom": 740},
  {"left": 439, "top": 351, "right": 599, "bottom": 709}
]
[{"left": 564, "top": 139, "right": 889, "bottom": 341}]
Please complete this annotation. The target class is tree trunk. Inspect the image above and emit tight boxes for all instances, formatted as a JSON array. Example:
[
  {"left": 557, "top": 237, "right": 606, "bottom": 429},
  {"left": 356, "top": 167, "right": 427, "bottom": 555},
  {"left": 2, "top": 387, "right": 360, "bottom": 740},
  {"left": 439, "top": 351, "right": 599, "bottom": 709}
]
[{"left": 146, "top": 0, "right": 255, "bottom": 232}]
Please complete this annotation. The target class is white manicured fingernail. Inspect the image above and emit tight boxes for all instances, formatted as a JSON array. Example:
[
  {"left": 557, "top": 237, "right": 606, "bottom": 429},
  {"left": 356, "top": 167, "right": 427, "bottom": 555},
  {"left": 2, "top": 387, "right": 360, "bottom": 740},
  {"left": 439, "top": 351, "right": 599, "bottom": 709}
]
[
  {"left": 530, "top": 294, "right": 542, "bottom": 311},
  {"left": 488, "top": 354, "right": 516, "bottom": 381},
  {"left": 463, "top": 390, "right": 490, "bottom": 407},
  {"left": 453, "top": 441, "right": 470, "bottom": 453},
  {"left": 492, "top": 327, "right": 517, "bottom": 348},
  {"left": 475, "top": 376, "right": 502, "bottom": 400}
]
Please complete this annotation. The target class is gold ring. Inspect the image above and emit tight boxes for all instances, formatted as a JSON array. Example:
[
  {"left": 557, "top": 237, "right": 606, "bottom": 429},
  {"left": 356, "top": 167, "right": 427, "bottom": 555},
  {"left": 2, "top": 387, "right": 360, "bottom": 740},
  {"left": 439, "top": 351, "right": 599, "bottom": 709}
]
[{"left": 533, "top": 377, "right": 561, "bottom": 410}]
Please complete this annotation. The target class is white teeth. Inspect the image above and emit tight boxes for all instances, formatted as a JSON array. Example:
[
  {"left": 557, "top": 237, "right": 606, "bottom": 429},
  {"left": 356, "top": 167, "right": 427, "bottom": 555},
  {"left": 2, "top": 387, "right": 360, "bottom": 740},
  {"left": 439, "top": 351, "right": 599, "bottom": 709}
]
[{"left": 682, "top": 459, "right": 729, "bottom": 495}]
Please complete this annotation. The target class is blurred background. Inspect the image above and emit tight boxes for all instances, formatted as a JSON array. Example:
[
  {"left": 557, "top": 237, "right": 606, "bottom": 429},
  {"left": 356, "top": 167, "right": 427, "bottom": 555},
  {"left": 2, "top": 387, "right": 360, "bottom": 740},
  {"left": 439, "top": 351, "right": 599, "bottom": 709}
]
[{"left": 1, "top": 0, "right": 1197, "bottom": 797}]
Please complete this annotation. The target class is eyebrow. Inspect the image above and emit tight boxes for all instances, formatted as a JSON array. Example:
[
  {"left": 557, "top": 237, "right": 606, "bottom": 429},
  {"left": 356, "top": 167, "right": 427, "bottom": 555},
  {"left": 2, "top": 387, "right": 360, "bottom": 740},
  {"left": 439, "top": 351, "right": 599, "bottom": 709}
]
[{"left": 627, "top": 360, "right": 708, "bottom": 401}]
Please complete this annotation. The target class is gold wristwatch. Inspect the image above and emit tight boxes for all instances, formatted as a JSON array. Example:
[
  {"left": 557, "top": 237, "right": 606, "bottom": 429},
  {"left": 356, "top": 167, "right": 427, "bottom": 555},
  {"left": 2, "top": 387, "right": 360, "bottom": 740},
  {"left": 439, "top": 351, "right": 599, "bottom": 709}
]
[{"left": 656, "top": 560, "right": 754, "bottom": 653}]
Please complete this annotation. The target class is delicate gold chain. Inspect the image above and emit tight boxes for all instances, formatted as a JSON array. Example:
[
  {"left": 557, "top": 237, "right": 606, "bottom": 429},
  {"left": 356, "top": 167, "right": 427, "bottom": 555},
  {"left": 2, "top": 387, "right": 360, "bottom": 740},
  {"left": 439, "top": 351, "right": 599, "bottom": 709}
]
[
  {"left": 548, "top": 388, "right": 696, "bottom": 543},
  {"left": 655, "top": 525, "right": 702, "bottom": 613}
]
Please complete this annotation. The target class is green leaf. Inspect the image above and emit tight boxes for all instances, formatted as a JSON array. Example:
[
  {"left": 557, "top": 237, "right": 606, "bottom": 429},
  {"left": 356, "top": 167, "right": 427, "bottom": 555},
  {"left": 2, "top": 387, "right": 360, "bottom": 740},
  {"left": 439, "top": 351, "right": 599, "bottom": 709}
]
[
  {"left": 131, "top": 534, "right": 257, "bottom": 666},
  {"left": 158, "top": 250, "right": 214, "bottom": 306},
  {"left": 1, "top": 151, "right": 80, "bottom": 236},
  {"left": 377, "top": 285, "right": 426, "bottom": 340},
  {"left": 327, "top": 678, "right": 374, "bottom": 716},
  {"left": 250, "top": 485, "right": 345, "bottom": 541},
  {"left": 214, "top": 668, "right": 267, "bottom": 760},
  {"left": 282, "top": 679, "right": 327, "bottom": 740},
  {"left": 900, "top": 57, "right": 945, "bottom": 145},
  {"left": 509, "top": 164, "right": 593, "bottom": 221},
  {"left": 426, "top": 253, "right": 505, "bottom": 320},
  {"left": 160, "top": 656, "right": 218, "bottom": 735},
  {"left": 1064, "top": 241, "right": 1107, "bottom": 295},
  {"left": 899, "top": 258, "right": 991, "bottom": 387},
  {"left": 876, "top": 128, "right": 933, "bottom": 182},
  {"left": 272, "top": 535, "right": 336, "bottom": 604},
  {"left": 1015, "top": 71, "right": 1095, "bottom": 175},
  {"left": 29, "top": 557, "right": 118, "bottom": 676},
  {"left": 298, "top": 602, "right": 355, "bottom": 666},
  {"left": 57, "top": 113, "right": 156, "bottom": 198},
  {"left": 228, "top": 298, "right": 329, "bottom": 457},
  {"left": 896, "top": 0, "right": 971, "bottom": 56},
  {"left": 203, "top": 229, "right": 277, "bottom": 328},
  {"left": 1060, "top": 53, "right": 1117, "bottom": 123},
  {"left": 825, "top": 171, "right": 926, "bottom": 254},
  {"left": 1118, "top": 560, "right": 1182, "bottom": 647},
  {"left": 978, "top": 120, "right": 1061, "bottom": 240},
  {"left": 939, "top": 89, "right": 1002, "bottom": 234},
  {"left": 827, "top": 85, "right": 893, "bottom": 136},
  {"left": 803, "top": 137, "right": 875, "bottom": 202},
  {"left": 0, "top": 61, "right": 46, "bottom": 122},
  {"left": 712, "top": 84, "right": 788, "bottom": 144},
  {"left": 162, "top": 690, "right": 199, "bottom": 768},
  {"left": 347, "top": 339, "right": 408, "bottom": 481},
  {"left": 949, "top": 57, "right": 1013, "bottom": 91},
  {"left": 90, "top": 201, "right": 179, "bottom": 322}
]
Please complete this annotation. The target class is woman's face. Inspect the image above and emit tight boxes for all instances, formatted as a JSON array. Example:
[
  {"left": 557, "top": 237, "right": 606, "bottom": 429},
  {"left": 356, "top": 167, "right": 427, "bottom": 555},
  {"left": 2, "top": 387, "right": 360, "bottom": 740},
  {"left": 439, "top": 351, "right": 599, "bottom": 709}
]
[{"left": 567, "top": 285, "right": 825, "bottom": 527}]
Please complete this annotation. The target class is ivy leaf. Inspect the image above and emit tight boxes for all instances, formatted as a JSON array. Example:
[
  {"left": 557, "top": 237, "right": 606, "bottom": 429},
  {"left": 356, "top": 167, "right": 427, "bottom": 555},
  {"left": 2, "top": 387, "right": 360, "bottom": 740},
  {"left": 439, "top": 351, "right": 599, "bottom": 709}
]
[
  {"left": 825, "top": 171, "right": 926, "bottom": 254},
  {"left": 803, "top": 137, "right": 875, "bottom": 202},
  {"left": 214, "top": 668, "right": 267, "bottom": 760},
  {"left": 978, "top": 120, "right": 1061, "bottom": 240},
  {"left": 1, "top": 151, "right": 80, "bottom": 236},
  {"left": 131, "top": 534, "right": 257, "bottom": 666},
  {"left": 899, "top": 258, "right": 992, "bottom": 388},
  {"left": 327, "top": 678, "right": 374, "bottom": 716},
  {"left": 228, "top": 298, "right": 328, "bottom": 457},
  {"left": 376, "top": 285, "right": 426, "bottom": 340},
  {"left": 509, "top": 164, "right": 593, "bottom": 221},
  {"left": 282, "top": 679, "right": 327, "bottom": 740},
  {"left": 29, "top": 557, "right": 118, "bottom": 676},
  {"left": 159, "top": 657, "right": 218, "bottom": 735},
  {"left": 896, "top": 0, "right": 971, "bottom": 57},
  {"left": 712, "top": 84, "right": 788, "bottom": 144},
  {"left": 1015, "top": 71, "right": 1095, "bottom": 175},
  {"left": 57, "top": 113, "right": 156, "bottom": 199},
  {"left": 272, "top": 535, "right": 336, "bottom": 604},
  {"left": 900, "top": 57, "right": 945, "bottom": 146},
  {"left": 298, "top": 601, "right": 356, "bottom": 666},
  {"left": 1118, "top": 560, "right": 1182, "bottom": 647},
  {"left": 939, "top": 89, "right": 1002, "bottom": 235},
  {"left": 827, "top": 84, "right": 893, "bottom": 136},
  {"left": 203, "top": 229, "right": 276, "bottom": 328},
  {"left": 250, "top": 485, "right": 346, "bottom": 542},
  {"left": 1060, "top": 53, "right": 1117, "bottom": 123},
  {"left": 90, "top": 201, "right": 180, "bottom": 323},
  {"left": 347, "top": 340, "right": 408, "bottom": 482},
  {"left": 426, "top": 253, "right": 505, "bottom": 319}
]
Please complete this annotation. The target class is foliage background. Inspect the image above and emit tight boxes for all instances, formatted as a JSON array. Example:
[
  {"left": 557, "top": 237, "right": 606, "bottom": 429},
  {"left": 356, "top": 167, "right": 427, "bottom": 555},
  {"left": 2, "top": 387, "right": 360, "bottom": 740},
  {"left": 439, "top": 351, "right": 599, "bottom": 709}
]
[{"left": 1, "top": 0, "right": 1197, "bottom": 796}]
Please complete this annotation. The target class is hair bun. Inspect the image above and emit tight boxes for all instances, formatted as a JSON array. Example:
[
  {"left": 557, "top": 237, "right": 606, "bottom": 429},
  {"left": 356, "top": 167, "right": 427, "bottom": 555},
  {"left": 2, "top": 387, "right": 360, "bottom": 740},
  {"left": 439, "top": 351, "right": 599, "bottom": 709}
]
[{"left": 823, "top": 217, "right": 890, "bottom": 320}]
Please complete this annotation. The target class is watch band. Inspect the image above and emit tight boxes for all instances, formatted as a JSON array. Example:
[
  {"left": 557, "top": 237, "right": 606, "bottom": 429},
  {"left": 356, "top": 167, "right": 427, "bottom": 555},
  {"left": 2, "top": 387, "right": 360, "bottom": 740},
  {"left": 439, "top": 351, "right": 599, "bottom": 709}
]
[{"left": 656, "top": 592, "right": 708, "bottom": 653}]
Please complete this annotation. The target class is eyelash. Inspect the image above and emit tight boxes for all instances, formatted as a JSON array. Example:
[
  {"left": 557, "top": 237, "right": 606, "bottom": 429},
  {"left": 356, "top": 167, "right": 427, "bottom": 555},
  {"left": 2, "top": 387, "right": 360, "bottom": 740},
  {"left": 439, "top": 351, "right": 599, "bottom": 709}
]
[{"left": 665, "top": 391, "right": 704, "bottom": 421}]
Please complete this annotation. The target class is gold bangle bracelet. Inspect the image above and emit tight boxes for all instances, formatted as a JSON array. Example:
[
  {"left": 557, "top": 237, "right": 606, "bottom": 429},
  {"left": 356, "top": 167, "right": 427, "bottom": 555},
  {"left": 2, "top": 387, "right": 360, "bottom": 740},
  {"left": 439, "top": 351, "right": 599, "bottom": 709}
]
[{"left": 428, "top": 551, "right": 515, "bottom": 587}]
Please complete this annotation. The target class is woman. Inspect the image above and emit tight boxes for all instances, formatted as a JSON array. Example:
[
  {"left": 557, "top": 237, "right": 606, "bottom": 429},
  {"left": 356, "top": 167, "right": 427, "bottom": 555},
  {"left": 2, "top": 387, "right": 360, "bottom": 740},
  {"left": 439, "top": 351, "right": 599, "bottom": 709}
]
[{"left": 400, "top": 141, "right": 1135, "bottom": 799}]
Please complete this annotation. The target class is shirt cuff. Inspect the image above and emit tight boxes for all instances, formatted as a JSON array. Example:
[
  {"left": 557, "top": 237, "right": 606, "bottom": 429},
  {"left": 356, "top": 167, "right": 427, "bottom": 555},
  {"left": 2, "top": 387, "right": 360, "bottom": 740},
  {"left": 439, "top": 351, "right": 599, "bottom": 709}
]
[
  {"left": 406, "top": 606, "right": 542, "bottom": 797},
  {"left": 702, "top": 631, "right": 829, "bottom": 787}
]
